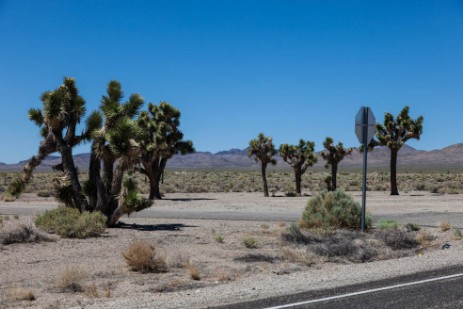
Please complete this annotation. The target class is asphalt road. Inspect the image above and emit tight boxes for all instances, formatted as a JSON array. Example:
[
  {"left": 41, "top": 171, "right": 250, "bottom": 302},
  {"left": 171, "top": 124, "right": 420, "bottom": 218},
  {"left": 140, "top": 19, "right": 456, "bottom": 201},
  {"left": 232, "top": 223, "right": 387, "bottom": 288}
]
[
  {"left": 212, "top": 266, "right": 463, "bottom": 309},
  {"left": 1, "top": 202, "right": 463, "bottom": 228}
]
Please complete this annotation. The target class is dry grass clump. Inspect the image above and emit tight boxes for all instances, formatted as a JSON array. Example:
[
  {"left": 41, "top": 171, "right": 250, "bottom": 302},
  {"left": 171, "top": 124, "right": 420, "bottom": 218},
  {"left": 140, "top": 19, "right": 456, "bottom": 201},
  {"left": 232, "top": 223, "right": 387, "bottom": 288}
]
[
  {"left": 167, "top": 249, "right": 190, "bottom": 268},
  {"left": 7, "top": 287, "right": 35, "bottom": 302},
  {"left": 56, "top": 266, "right": 87, "bottom": 293},
  {"left": 439, "top": 221, "right": 452, "bottom": 232},
  {"left": 282, "top": 248, "right": 318, "bottom": 267},
  {"left": 415, "top": 229, "right": 437, "bottom": 246},
  {"left": 123, "top": 241, "right": 167, "bottom": 273},
  {"left": 0, "top": 224, "right": 56, "bottom": 245},
  {"left": 186, "top": 263, "right": 201, "bottom": 280}
]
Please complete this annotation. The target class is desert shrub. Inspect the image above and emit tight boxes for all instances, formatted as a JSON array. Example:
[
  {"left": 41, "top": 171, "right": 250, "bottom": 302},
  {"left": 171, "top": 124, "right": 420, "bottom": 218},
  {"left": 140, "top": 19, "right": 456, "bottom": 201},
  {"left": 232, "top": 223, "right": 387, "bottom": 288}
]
[
  {"left": 214, "top": 235, "right": 225, "bottom": 243},
  {"left": 454, "top": 229, "right": 462, "bottom": 240},
  {"left": 0, "top": 224, "right": 55, "bottom": 245},
  {"left": 377, "top": 219, "right": 399, "bottom": 230},
  {"left": 281, "top": 248, "right": 317, "bottom": 266},
  {"left": 35, "top": 207, "right": 106, "bottom": 238},
  {"left": 283, "top": 226, "right": 418, "bottom": 263},
  {"left": 2, "top": 194, "right": 16, "bottom": 202},
  {"left": 300, "top": 190, "right": 371, "bottom": 230},
  {"left": 282, "top": 223, "right": 323, "bottom": 244},
  {"left": 415, "top": 229, "right": 437, "bottom": 246},
  {"left": 186, "top": 263, "right": 201, "bottom": 280},
  {"left": 56, "top": 266, "right": 86, "bottom": 293},
  {"left": 167, "top": 249, "right": 190, "bottom": 268},
  {"left": 7, "top": 287, "right": 35, "bottom": 301},
  {"left": 243, "top": 237, "right": 257, "bottom": 249},
  {"left": 439, "top": 221, "right": 452, "bottom": 232},
  {"left": 404, "top": 223, "right": 421, "bottom": 232},
  {"left": 375, "top": 229, "right": 417, "bottom": 250},
  {"left": 123, "top": 241, "right": 167, "bottom": 273}
]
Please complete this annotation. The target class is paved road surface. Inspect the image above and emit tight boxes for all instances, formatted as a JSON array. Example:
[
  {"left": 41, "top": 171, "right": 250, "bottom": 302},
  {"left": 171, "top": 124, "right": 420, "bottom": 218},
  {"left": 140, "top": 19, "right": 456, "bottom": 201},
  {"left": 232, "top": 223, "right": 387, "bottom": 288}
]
[
  {"left": 212, "top": 266, "right": 463, "bottom": 309},
  {"left": 1, "top": 192, "right": 463, "bottom": 227}
]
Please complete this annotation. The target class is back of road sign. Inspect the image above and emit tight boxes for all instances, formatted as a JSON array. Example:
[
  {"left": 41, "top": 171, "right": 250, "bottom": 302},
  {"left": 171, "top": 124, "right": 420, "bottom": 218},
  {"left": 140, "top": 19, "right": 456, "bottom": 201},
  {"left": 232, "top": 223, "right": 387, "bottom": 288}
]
[{"left": 355, "top": 107, "right": 376, "bottom": 144}]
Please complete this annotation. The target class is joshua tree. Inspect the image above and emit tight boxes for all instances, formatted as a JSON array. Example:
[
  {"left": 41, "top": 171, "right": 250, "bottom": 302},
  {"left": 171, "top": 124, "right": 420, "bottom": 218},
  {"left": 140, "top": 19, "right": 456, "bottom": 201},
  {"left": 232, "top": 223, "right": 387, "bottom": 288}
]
[
  {"left": 137, "top": 102, "right": 194, "bottom": 199},
  {"left": 279, "top": 139, "right": 317, "bottom": 195},
  {"left": 8, "top": 77, "right": 92, "bottom": 211},
  {"left": 372, "top": 106, "right": 423, "bottom": 195},
  {"left": 248, "top": 133, "right": 277, "bottom": 197},
  {"left": 8, "top": 78, "right": 152, "bottom": 226},
  {"left": 88, "top": 80, "right": 152, "bottom": 225},
  {"left": 321, "top": 137, "right": 352, "bottom": 191}
]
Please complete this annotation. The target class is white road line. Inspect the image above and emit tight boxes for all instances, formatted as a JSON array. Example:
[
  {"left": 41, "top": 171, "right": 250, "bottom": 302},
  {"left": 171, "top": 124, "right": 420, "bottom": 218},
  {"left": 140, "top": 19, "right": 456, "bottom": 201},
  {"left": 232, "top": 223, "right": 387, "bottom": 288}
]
[{"left": 265, "top": 272, "right": 463, "bottom": 309}]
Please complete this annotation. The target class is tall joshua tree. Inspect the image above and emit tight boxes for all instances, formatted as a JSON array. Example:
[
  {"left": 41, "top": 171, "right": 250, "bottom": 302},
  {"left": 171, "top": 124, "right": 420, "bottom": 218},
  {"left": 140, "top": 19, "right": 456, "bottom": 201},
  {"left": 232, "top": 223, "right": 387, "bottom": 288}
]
[
  {"left": 279, "top": 139, "right": 317, "bottom": 195},
  {"left": 321, "top": 137, "right": 352, "bottom": 191},
  {"left": 373, "top": 106, "right": 423, "bottom": 195},
  {"left": 88, "top": 80, "right": 152, "bottom": 225},
  {"left": 248, "top": 133, "right": 277, "bottom": 197},
  {"left": 9, "top": 78, "right": 151, "bottom": 226},
  {"left": 137, "top": 102, "right": 194, "bottom": 199},
  {"left": 8, "top": 77, "right": 92, "bottom": 211}
]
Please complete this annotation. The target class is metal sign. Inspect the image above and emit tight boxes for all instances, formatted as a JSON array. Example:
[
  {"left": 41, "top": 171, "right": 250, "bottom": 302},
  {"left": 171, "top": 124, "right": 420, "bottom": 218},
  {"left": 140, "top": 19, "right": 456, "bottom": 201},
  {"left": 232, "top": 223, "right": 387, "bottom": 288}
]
[
  {"left": 355, "top": 107, "right": 376, "bottom": 144},
  {"left": 354, "top": 106, "right": 375, "bottom": 232}
]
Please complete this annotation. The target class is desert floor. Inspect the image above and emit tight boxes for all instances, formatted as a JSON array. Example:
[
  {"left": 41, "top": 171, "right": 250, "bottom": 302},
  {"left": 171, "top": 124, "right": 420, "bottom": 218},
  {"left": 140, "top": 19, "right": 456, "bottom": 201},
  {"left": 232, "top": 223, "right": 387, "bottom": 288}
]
[{"left": 1, "top": 192, "right": 463, "bottom": 308}]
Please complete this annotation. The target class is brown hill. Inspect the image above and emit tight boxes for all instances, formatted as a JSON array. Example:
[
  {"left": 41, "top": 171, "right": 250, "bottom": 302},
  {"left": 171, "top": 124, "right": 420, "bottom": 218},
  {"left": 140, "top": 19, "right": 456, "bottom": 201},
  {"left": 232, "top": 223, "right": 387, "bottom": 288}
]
[{"left": 1, "top": 144, "right": 462, "bottom": 172}]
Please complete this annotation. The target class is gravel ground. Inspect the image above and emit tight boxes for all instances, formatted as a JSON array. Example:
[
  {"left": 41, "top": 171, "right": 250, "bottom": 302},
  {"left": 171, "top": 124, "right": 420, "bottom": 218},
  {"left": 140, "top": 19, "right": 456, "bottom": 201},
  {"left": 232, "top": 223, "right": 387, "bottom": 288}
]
[{"left": 1, "top": 192, "right": 462, "bottom": 308}]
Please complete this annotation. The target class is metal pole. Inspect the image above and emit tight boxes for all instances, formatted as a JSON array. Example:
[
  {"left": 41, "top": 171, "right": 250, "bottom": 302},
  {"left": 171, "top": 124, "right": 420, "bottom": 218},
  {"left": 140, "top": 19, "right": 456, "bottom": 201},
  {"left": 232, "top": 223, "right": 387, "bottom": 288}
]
[{"left": 361, "top": 107, "right": 368, "bottom": 232}]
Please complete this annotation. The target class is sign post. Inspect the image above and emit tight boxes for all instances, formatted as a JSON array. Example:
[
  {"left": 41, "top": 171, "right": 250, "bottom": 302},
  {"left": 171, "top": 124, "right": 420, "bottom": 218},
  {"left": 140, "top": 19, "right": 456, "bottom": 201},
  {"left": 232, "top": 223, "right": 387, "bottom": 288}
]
[{"left": 355, "top": 107, "right": 375, "bottom": 232}]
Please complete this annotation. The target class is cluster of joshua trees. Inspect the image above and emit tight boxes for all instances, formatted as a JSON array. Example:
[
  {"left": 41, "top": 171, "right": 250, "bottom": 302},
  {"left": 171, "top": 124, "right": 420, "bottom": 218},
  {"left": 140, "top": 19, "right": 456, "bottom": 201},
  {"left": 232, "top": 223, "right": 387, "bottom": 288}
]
[
  {"left": 8, "top": 77, "right": 193, "bottom": 226},
  {"left": 8, "top": 76, "right": 423, "bottom": 225},
  {"left": 248, "top": 106, "right": 424, "bottom": 197}
]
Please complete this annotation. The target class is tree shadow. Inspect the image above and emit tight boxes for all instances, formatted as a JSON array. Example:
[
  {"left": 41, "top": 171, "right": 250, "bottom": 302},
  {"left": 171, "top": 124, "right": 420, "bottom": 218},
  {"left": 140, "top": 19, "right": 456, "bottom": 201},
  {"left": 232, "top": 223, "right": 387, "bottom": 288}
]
[
  {"left": 161, "top": 198, "right": 216, "bottom": 202},
  {"left": 114, "top": 222, "right": 198, "bottom": 231}
]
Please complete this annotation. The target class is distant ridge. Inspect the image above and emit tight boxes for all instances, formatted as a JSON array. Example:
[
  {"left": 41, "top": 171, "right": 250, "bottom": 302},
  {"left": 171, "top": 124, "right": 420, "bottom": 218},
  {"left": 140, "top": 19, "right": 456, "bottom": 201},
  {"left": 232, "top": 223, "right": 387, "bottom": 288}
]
[{"left": 1, "top": 143, "right": 463, "bottom": 172}]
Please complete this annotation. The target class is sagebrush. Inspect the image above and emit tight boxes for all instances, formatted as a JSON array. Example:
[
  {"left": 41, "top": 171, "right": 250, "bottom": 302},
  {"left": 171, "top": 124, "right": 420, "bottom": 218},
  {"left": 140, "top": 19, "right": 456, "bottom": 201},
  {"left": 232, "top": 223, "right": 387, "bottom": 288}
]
[{"left": 35, "top": 207, "right": 106, "bottom": 238}]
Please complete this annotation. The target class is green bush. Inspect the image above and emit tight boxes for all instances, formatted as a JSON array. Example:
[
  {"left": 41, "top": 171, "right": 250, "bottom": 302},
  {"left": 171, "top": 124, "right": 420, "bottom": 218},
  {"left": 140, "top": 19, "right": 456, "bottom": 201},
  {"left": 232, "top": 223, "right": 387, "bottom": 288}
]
[
  {"left": 300, "top": 190, "right": 371, "bottom": 230},
  {"left": 377, "top": 219, "right": 399, "bottom": 230},
  {"left": 35, "top": 207, "right": 106, "bottom": 238}
]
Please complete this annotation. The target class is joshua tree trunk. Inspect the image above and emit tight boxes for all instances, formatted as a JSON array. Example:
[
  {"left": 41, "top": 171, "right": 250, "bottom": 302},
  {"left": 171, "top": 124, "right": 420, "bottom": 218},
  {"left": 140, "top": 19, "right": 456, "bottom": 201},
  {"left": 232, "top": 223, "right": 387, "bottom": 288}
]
[
  {"left": 294, "top": 168, "right": 302, "bottom": 195},
  {"left": 331, "top": 163, "right": 338, "bottom": 191},
  {"left": 146, "top": 158, "right": 167, "bottom": 200},
  {"left": 261, "top": 163, "right": 269, "bottom": 197},
  {"left": 390, "top": 148, "right": 399, "bottom": 195},
  {"left": 88, "top": 148, "right": 107, "bottom": 212},
  {"left": 60, "top": 146, "right": 88, "bottom": 211}
]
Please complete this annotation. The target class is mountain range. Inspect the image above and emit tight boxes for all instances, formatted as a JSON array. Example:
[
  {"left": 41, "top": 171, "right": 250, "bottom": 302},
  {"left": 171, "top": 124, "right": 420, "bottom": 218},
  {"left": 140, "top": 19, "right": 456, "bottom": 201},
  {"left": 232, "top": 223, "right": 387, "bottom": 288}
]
[{"left": 1, "top": 143, "right": 462, "bottom": 172}]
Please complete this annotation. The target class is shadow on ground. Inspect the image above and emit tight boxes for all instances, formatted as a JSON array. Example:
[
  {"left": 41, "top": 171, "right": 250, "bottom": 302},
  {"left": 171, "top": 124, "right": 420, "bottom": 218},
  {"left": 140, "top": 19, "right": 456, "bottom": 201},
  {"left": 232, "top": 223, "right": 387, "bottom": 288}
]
[
  {"left": 161, "top": 198, "right": 216, "bottom": 201},
  {"left": 115, "top": 222, "right": 198, "bottom": 231}
]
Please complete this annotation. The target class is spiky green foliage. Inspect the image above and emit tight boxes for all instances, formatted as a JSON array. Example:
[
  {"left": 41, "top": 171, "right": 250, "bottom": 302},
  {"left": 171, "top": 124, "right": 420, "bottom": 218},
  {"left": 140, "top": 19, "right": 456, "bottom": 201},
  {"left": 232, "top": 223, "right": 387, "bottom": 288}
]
[
  {"left": 120, "top": 176, "right": 153, "bottom": 215},
  {"left": 373, "top": 106, "right": 424, "bottom": 195},
  {"left": 137, "top": 102, "right": 194, "bottom": 199},
  {"left": 321, "top": 137, "right": 352, "bottom": 191},
  {"left": 279, "top": 139, "right": 317, "bottom": 195},
  {"left": 248, "top": 133, "right": 277, "bottom": 197},
  {"left": 300, "top": 190, "right": 372, "bottom": 230}
]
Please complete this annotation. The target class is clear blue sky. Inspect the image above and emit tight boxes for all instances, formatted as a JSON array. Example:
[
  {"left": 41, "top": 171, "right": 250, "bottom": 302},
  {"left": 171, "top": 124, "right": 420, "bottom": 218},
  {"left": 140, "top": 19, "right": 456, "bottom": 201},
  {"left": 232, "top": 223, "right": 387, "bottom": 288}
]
[{"left": 1, "top": 0, "right": 462, "bottom": 163}]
